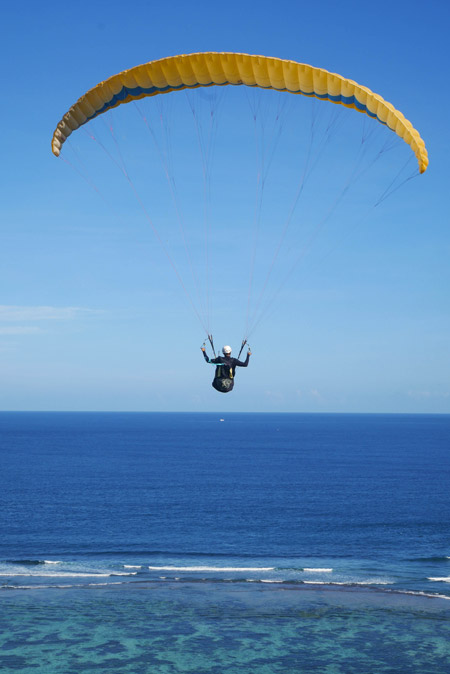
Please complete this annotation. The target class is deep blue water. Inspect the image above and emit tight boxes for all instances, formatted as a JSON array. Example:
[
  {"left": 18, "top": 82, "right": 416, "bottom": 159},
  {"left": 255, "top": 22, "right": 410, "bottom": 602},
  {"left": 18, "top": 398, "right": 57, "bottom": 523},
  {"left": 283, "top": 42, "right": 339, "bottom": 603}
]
[{"left": 1, "top": 412, "right": 449, "bottom": 672}]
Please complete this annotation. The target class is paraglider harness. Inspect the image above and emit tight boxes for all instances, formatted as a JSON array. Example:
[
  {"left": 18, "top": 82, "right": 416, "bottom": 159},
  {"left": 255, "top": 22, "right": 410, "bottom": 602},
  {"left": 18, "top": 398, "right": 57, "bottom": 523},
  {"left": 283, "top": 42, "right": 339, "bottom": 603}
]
[{"left": 202, "top": 335, "right": 249, "bottom": 394}]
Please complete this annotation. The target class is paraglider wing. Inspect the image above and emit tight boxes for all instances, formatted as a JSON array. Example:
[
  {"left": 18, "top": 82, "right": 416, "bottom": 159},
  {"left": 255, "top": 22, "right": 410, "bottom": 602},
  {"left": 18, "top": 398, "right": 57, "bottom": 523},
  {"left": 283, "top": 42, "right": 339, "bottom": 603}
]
[{"left": 51, "top": 52, "right": 428, "bottom": 173}]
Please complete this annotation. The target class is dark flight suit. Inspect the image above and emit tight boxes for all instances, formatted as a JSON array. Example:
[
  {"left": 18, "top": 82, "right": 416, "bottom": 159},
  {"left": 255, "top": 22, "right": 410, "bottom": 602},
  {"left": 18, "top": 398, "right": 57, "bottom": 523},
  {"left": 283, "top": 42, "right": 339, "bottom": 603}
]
[{"left": 202, "top": 351, "right": 250, "bottom": 393}]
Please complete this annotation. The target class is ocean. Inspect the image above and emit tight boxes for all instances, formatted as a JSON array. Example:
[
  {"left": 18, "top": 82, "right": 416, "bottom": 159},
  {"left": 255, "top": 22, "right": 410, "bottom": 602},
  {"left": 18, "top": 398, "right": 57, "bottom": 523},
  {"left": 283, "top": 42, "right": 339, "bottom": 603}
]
[{"left": 1, "top": 412, "right": 449, "bottom": 672}]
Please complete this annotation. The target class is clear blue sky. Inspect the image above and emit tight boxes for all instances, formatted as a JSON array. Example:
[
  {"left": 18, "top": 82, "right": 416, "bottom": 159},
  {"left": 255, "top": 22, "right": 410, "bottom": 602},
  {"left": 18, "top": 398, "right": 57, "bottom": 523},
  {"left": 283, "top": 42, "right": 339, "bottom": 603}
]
[{"left": 1, "top": 0, "right": 449, "bottom": 412}]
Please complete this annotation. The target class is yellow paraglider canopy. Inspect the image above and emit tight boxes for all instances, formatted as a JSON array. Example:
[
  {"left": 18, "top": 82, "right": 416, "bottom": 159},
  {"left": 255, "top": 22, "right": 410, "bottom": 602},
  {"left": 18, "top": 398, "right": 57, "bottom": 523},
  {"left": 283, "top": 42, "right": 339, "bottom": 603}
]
[{"left": 51, "top": 52, "right": 428, "bottom": 173}]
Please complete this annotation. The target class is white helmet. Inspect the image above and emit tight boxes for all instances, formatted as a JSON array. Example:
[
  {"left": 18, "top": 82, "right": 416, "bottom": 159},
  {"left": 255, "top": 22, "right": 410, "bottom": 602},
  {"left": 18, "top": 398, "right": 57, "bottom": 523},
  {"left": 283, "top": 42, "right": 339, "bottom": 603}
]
[{"left": 222, "top": 345, "right": 232, "bottom": 355}]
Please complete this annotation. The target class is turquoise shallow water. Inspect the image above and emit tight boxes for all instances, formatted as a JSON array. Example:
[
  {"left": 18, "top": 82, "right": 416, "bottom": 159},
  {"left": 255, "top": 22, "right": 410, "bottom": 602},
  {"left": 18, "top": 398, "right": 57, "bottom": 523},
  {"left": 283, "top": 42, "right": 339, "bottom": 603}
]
[{"left": 1, "top": 583, "right": 450, "bottom": 674}]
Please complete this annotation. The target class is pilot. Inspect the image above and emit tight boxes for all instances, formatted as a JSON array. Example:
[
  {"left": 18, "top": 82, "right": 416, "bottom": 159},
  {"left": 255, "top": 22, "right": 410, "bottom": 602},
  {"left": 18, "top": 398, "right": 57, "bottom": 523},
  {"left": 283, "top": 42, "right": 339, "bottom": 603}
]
[{"left": 201, "top": 344, "right": 251, "bottom": 393}]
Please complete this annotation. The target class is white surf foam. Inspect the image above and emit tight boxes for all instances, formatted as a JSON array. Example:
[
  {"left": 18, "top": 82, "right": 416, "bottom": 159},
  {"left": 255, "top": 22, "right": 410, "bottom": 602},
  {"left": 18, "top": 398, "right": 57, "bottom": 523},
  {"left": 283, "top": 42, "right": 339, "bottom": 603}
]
[
  {"left": 7, "top": 572, "right": 112, "bottom": 578},
  {"left": 396, "top": 589, "right": 450, "bottom": 601},
  {"left": 303, "top": 580, "right": 392, "bottom": 586},
  {"left": 3, "top": 571, "right": 137, "bottom": 578},
  {"left": 2, "top": 579, "right": 133, "bottom": 590},
  {"left": 111, "top": 572, "right": 138, "bottom": 576},
  {"left": 147, "top": 566, "right": 275, "bottom": 572},
  {"left": 303, "top": 581, "right": 337, "bottom": 585},
  {"left": 123, "top": 565, "right": 142, "bottom": 569},
  {"left": 428, "top": 577, "right": 450, "bottom": 583},
  {"left": 303, "top": 568, "right": 333, "bottom": 573}
]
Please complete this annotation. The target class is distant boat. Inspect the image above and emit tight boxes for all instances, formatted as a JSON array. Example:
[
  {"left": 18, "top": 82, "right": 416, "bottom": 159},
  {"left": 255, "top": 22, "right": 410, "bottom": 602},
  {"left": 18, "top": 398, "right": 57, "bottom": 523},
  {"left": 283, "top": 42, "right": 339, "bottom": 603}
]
[{"left": 220, "top": 418, "right": 225, "bottom": 422}]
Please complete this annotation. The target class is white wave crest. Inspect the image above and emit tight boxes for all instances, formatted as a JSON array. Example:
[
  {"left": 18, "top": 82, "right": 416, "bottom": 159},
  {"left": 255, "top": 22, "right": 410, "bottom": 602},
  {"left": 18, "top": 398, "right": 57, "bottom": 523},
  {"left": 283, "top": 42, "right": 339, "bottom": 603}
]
[
  {"left": 123, "top": 565, "right": 142, "bottom": 569},
  {"left": 1, "top": 580, "right": 132, "bottom": 590},
  {"left": 303, "top": 581, "right": 337, "bottom": 585},
  {"left": 428, "top": 577, "right": 450, "bottom": 583},
  {"left": 111, "top": 572, "right": 138, "bottom": 576},
  {"left": 147, "top": 566, "right": 275, "bottom": 572},
  {"left": 396, "top": 590, "right": 450, "bottom": 601},
  {"left": 303, "top": 580, "right": 392, "bottom": 586},
  {"left": 3, "top": 571, "right": 137, "bottom": 578},
  {"left": 9, "top": 573, "right": 112, "bottom": 578},
  {"left": 43, "top": 560, "right": 62, "bottom": 564},
  {"left": 303, "top": 568, "right": 333, "bottom": 573}
]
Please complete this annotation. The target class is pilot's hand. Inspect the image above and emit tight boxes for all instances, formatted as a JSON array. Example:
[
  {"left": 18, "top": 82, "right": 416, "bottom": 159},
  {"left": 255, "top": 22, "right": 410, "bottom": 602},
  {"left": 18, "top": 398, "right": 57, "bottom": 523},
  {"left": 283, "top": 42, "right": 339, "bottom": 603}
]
[
  {"left": 248, "top": 349, "right": 252, "bottom": 355},
  {"left": 201, "top": 346, "right": 206, "bottom": 352}
]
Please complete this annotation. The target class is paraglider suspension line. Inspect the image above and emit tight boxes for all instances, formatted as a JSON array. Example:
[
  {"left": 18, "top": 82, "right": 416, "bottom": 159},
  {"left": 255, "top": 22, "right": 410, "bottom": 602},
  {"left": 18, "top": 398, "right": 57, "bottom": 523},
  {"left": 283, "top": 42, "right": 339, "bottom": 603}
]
[
  {"left": 208, "top": 334, "right": 217, "bottom": 358},
  {"left": 237, "top": 339, "right": 248, "bottom": 360}
]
